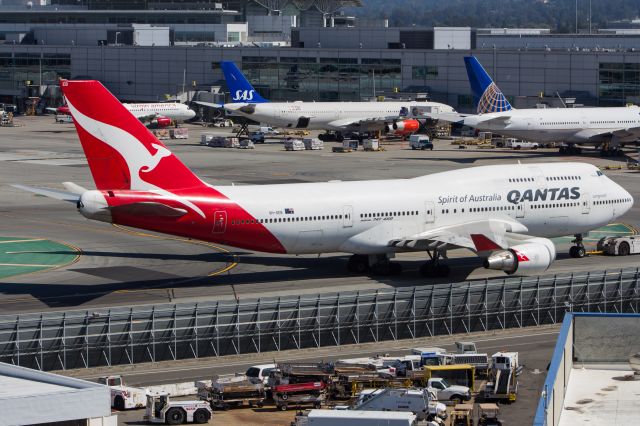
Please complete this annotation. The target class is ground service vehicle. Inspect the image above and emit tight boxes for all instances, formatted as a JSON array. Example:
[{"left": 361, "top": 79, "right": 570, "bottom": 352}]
[
  {"left": 292, "top": 409, "right": 418, "bottom": 426},
  {"left": 245, "top": 364, "right": 276, "bottom": 385},
  {"left": 451, "top": 403, "right": 473, "bottom": 426},
  {"left": 477, "top": 403, "right": 502, "bottom": 426},
  {"left": 144, "top": 392, "right": 212, "bottom": 424},
  {"left": 354, "top": 388, "right": 446, "bottom": 421},
  {"left": 505, "top": 139, "right": 539, "bottom": 150},
  {"left": 482, "top": 352, "right": 519, "bottom": 402},
  {"left": 55, "top": 113, "right": 73, "bottom": 123},
  {"left": 410, "top": 135, "right": 433, "bottom": 150},
  {"left": 98, "top": 375, "right": 147, "bottom": 410},
  {"left": 427, "top": 378, "right": 471, "bottom": 403},
  {"left": 260, "top": 126, "right": 280, "bottom": 135},
  {"left": 200, "top": 378, "right": 264, "bottom": 409},
  {"left": 598, "top": 235, "right": 640, "bottom": 256},
  {"left": 249, "top": 131, "right": 265, "bottom": 143},
  {"left": 424, "top": 365, "right": 475, "bottom": 390},
  {"left": 273, "top": 381, "right": 325, "bottom": 410}
]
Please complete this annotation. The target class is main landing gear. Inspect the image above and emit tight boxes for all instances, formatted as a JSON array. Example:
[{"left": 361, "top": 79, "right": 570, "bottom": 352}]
[
  {"left": 347, "top": 254, "right": 402, "bottom": 275},
  {"left": 569, "top": 234, "right": 586, "bottom": 258},
  {"left": 419, "top": 249, "right": 450, "bottom": 278}
]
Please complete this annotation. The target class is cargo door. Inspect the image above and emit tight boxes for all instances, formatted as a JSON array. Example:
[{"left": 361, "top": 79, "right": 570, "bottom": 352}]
[
  {"left": 342, "top": 205, "right": 353, "bottom": 228},
  {"left": 212, "top": 211, "right": 227, "bottom": 233}
]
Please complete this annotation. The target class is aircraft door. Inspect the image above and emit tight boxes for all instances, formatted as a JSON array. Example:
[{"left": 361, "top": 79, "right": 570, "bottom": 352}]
[
  {"left": 212, "top": 211, "right": 227, "bottom": 233},
  {"left": 425, "top": 201, "right": 435, "bottom": 223},
  {"left": 342, "top": 205, "right": 353, "bottom": 228},
  {"left": 582, "top": 192, "right": 591, "bottom": 214},
  {"left": 516, "top": 203, "right": 525, "bottom": 218}
]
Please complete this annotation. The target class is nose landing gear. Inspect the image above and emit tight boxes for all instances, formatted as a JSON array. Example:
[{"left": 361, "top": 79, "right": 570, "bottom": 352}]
[{"left": 569, "top": 234, "right": 586, "bottom": 258}]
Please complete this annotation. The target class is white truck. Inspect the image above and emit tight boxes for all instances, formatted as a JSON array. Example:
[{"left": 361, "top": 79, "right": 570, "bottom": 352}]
[
  {"left": 293, "top": 409, "right": 418, "bottom": 426},
  {"left": 504, "top": 138, "right": 539, "bottom": 150},
  {"left": 245, "top": 363, "right": 277, "bottom": 385},
  {"left": 354, "top": 388, "right": 446, "bottom": 421},
  {"left": 260, "top": 126, "right": 280, "bottom": 135},
  {"left": 144, "top": 392, "right": 212, "bottom": 424},
  {"left": 598, "top": 235, "right": 640, "bottom": 256},
  {"left": 427, "top": 378, "right": 471, "bottom": 403},
  {"left": 98, "top": 375, "right": 147, "bottom": 410},
  {"left": 409, "top": 135, "right": 433, "bottom": 150}
]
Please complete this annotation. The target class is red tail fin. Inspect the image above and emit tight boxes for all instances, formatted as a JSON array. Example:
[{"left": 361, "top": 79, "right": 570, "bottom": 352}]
[{"left": 61, "top": 80, "right": 203, "bottom": 192}]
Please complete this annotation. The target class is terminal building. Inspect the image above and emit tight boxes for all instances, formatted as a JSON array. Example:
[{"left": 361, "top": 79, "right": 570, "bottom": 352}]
[{"left": 0, "top": 0, "right": 639, "bottom": 112}]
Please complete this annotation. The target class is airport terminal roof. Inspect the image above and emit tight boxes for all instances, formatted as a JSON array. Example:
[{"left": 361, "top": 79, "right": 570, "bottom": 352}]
[{"left": 0, "top": 362, "right": 112, "bottom": 425}]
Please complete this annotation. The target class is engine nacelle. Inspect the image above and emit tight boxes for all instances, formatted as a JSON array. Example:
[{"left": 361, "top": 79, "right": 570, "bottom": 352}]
[
  {"left": 483, "top": 238, "right": 556, "bottom": 275},
  {"left": 154, "top": 117, "right": 172, "bottom": 127},
  {"left": 392, "top": 119, "right": 420, "bottom": 133}
]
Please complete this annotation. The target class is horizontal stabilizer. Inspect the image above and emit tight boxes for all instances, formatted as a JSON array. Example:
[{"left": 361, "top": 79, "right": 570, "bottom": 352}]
[
  {"left": 12, "top": 184, "right": 79, "bottom": 203},
  {"left": 62, "top": 181, "right": 88, "bottom": 195},
  {"left": 109, "top": 202, "right": 188, "bottom": 217}
]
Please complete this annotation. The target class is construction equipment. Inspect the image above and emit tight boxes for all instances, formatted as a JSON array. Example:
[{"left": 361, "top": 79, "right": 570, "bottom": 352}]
[
  {"left": 477, "top": 403, "right": 502, "bottom": 426},
  {"left": 144, "top": 392, "right": 212, "bottom": 424}
]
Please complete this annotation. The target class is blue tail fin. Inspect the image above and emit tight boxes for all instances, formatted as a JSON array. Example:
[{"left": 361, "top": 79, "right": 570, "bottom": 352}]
[
  {"left": 220, "top": 61, "right": 269, "bottom": 103},
  {"left": 464, "top": 56, "right": 512, "bottom": 113}
]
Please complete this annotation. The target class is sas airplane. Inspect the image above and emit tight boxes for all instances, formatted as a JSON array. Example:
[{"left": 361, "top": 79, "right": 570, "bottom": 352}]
[
  {"left": 434, "top": 56, "right": 640, "bottom": 156},
  {"left": 18, "top": 80, "right": 633, "bottom": 277},
  {"left": 197, "top": 61, "right": 452, "bottom": 140}
]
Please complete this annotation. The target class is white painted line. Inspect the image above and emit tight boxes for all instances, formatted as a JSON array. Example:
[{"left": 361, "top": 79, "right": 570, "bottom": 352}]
[{"left": 0, "top": 239, "right": 44, "bottom": 244}]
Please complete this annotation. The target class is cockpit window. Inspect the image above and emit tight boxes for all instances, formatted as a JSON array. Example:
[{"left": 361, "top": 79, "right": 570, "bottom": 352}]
[{"left": 596, "top": 171, "right": 604, "bottom": 176}]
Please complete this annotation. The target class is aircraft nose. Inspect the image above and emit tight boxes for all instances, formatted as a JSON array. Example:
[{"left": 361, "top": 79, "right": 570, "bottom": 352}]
[{"left": 187, "top": 109, "right": 196, "bottom": 119}]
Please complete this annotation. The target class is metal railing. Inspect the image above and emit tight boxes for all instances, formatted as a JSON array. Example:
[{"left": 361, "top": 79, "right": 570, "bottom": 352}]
[{"left": 1, "top": 267, "right": 639, "bottom": 371}]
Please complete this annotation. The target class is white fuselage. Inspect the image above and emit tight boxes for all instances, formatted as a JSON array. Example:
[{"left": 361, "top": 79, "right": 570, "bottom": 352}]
[
  {"left": 124, "top": 103, "right": 196, "bottom": 122},
  {"left": 464, "top": 106, "right": 640, "bottom": 145},
  {"left": 224, "top": 101, "right": 455, "bottom": 131},
  {"left": 216, "top": 162, "right": 632, "bottom": 254}
]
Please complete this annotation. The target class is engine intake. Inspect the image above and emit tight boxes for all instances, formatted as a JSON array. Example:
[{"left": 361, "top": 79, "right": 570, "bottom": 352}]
[{"left": 484, "top": 238, "right": 556, "bottom": 275}]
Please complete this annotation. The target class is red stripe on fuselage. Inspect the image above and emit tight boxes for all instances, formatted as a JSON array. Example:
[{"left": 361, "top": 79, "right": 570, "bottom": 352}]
[{"left": 104, "top": 190, "right": 287, "bottom": 254}]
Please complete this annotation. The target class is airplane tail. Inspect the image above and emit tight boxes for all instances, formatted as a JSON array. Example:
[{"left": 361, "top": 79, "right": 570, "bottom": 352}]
[
  {"left": 464, "top": 56, "right": 513, "bottom": 114},
  {"left": 61, "top": 80, "right": 207, "bottom": 192},
  {"left": 220, "top": 61, "right": 269, "bottom": 103}
]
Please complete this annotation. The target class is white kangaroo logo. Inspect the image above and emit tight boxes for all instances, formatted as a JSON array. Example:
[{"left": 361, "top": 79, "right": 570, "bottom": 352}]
[
  {"left": 66, "top": 99, "right": 206, "bottom": 218},
  {"left": 234, "top": 89, "right": 255, "bottom": 101}
]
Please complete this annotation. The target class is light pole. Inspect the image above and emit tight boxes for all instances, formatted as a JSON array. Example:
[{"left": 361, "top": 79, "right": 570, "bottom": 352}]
[{"left": 115, "top": 31, "right": 121, "bottom": 46}]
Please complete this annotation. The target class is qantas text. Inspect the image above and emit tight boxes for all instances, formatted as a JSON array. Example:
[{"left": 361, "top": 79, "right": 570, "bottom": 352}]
[{"left": 507, "top": 187, "right": 580, "bottom": 205}]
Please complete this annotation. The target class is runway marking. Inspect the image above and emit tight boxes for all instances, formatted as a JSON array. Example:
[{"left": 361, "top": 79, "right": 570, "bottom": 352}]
[
  {"left": 0, "top": 263, "right": 67, "bottom": 267},
  {"left": 0, "top": 239, "right": 45, "bottom": 244}
]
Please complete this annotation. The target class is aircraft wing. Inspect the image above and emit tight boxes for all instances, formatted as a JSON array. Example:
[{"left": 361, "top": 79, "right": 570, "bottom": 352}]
[
  {"left": 610, "top": 127, "right": 640, "bottom": 142},
  {"left": 194, "top": 101, "right": 224, "bottom": 108},
  {"left": 431, "top": 112, "right": 513, "bottom": 127},
  {"left": 327, "top": 117, "right": 400, "bottom": 130},
  {"left": 45, "top": 107, "right": 59, "bottom": 114},
  {"left": 388, "top": 218, "right": 529, "bottom": 254},
  {"left": 12, "top": 184, "right": 79, "bottom": 203}
]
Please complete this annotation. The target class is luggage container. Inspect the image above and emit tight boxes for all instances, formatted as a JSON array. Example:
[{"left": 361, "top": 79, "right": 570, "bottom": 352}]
[
  {"left": 363, "top": 139, "right": 381, "bottom": 151},
  {"left": 199, "top": 379, "right": 264, "bottom": 409},
  {"left": 170, "top": 128, "right": 189, "bottom": 139},
  {"left": 284, "top": 138, "right": 305, "bottom": 151},
  {"left": 238, "top": 139, "right": 255, "bottom": 149},
  {"left": 303, "top": 138, "right": 324, "bottom": 150}
]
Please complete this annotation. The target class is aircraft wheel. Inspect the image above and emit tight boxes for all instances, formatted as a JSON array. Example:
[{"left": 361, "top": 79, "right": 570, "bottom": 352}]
[
  {"left": 347, "top": 255, "right": 369, "bottom": 274},
  {"left": 569, "top": 246, "right": 586, "bottom": 258}
]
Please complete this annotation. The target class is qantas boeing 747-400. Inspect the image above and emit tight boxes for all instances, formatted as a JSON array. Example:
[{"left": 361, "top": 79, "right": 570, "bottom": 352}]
[{"left": 17, "top": 80, "right": 633, "bottom": 277}]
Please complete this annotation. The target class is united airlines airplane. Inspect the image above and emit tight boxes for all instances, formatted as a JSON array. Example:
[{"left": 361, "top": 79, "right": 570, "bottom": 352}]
[
  {"left": 197, "top": 61, "right": 454, "bottom": 139},
  {"left": 435, "top": 56, "right": 640, "bottom": 156},
  {"left": 17, "top": 80, "right": 633, "bottom": 277}
]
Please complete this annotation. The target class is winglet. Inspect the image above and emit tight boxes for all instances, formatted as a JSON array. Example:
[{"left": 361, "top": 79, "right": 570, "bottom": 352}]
[
  {"left": 220, "top": 61, "right": 269, "bottom": 103},
  {"left": 464, "top": 56, "right": 513, "bottom": 114}
]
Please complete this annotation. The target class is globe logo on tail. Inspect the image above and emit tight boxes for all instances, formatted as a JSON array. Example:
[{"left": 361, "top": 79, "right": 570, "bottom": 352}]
[{"left": 477, "top": 82, "right": 512, "bottom": 114}]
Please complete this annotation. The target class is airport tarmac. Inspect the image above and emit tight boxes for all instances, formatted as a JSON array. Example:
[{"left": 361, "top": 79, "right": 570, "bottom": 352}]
[{"left": 1, "top": 115, "right": 639, "bottom": 314}]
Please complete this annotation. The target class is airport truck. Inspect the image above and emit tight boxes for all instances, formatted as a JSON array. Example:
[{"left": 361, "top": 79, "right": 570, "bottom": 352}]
[
  {"left": 482, "top": 352, "right": 520, "bottom": 402},
  {"left": 598, "top": 235, "right": 640, "bottom": 256},
  {"left": 292, "top": 409, "right": 418, "bottom": 426},
  {"left": 98, "top": 375, "right": 147, "bottom": 410},
  {"left": 144, "top": 392, "right": 212, "bottom": 424},
  {"left": 354, "top": 387, "right": 447, "bottom": 421},
  {"left": 427, "top": 378, "right": 471, "bottom": 404}
]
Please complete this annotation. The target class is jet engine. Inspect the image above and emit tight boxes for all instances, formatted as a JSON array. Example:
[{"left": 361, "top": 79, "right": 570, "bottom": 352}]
[
  {"left": 385, "top": 119, "right": 420, "bottom": 134},
  {"left": 392, "top": 119, "right": 420, "bottom": 132},
  {"left": 483, "top": 237, "right": 556, "bottom": 275},
  {"left": 154, "top": 117, "right": 172, "bottom": 127}
]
